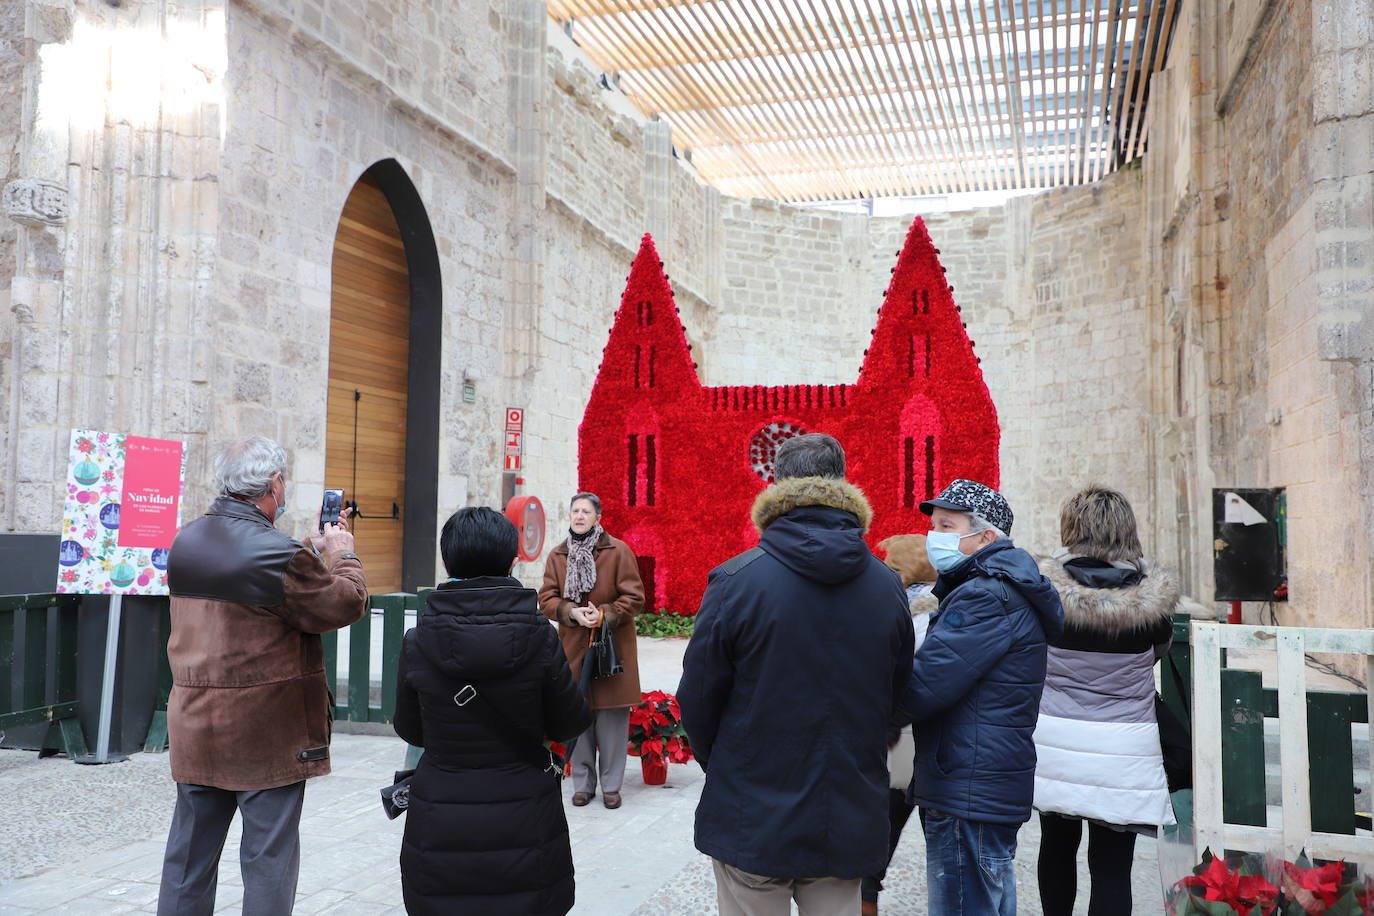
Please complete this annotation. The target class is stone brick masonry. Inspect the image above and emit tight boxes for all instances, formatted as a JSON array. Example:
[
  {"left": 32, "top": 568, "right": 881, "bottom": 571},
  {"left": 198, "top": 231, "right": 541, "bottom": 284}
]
[{"left": 2, "top": 0, "right": 1372, "bottom": 633}]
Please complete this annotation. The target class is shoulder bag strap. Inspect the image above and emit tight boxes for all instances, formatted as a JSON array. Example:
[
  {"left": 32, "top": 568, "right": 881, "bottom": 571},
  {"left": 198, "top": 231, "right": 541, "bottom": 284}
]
[{"left": 452, "top": 683, "right": 559, "bottom": 775}]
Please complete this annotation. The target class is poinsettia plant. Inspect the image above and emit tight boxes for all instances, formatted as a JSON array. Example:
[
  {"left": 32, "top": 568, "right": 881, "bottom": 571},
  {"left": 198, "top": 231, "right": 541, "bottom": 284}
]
[
  {"left": 627, "top": 690, "right": 693, "bottom": 764},
  {"left": 1166, "top": 849, "right": 1371, "bottom": 915}
]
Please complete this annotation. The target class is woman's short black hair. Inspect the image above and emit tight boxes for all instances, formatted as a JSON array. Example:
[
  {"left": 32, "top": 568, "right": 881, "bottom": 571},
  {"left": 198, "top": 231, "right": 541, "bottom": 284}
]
[{"left": 439, "top": 507, "right": 519, "bottom": 579}]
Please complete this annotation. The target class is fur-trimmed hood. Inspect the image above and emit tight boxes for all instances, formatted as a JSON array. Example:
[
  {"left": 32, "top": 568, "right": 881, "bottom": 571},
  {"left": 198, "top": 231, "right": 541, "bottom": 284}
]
[
  {"left": 751, "top": 476, "right": 873, "bottom": 533},
  {"left": 1037, "top": 556, "right": 1180, "bottom": 634}
]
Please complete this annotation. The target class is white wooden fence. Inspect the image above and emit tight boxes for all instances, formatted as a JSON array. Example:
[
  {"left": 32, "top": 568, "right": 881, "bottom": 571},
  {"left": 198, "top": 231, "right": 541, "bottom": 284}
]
[{"left": 1191, "top": 621, "right": 1374, "bottom": 862}]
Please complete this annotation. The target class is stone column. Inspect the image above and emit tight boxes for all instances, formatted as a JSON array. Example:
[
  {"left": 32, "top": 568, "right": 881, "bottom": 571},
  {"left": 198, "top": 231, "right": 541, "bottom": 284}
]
[
  {"left": 4, "top": 0, "right": 224, "bottom": 533},
  {"left": 1309, "top": 0, "right": 1374, "bottom": 621},
  {"left": 503, "top": 0, "right": 546, "bottom": 383},
  {"left": 643, "top": 119, "right": 673, "bottom": 255}
]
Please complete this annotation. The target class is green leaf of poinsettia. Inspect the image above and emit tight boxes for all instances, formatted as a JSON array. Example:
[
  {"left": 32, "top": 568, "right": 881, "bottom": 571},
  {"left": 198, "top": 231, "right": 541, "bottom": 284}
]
[
  {"left": 1182, "top": 895, "right": 1246, "bottom": 916},
  {"left": 1324, "top": 888, "right": 1365, "bottom": 916}
]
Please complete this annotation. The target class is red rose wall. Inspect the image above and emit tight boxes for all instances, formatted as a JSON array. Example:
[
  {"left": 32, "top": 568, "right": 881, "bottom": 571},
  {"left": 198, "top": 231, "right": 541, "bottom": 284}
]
[{"left": 578, "top": 218, "right": 1000, "bottom": 614}]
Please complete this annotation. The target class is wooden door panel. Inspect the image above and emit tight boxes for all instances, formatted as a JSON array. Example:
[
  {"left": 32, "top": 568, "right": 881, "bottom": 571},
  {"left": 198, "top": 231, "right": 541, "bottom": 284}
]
[{"left": 326, "top": 173, "right": 409, "bottom": 593}]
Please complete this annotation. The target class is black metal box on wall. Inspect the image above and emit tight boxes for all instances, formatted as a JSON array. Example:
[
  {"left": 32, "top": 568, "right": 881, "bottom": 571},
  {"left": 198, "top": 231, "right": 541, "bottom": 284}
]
[{"left": 1212, "top": 488, "right": 1287, "bottom": 602}]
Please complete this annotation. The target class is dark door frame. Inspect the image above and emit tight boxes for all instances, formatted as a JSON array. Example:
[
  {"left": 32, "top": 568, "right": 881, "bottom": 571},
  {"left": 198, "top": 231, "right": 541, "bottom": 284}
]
[{"left": 352, "top": 159, "right": 442, "bottom": 592}]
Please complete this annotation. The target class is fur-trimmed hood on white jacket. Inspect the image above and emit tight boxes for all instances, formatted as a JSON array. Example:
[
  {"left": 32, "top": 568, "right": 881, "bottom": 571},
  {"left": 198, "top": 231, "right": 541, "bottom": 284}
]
[
  {"left": 1037, "top": 557, "right": 1179, "bottom": 635},
  {"left": 1032, "top": 555, "right": 1180, "bottom": 829}
]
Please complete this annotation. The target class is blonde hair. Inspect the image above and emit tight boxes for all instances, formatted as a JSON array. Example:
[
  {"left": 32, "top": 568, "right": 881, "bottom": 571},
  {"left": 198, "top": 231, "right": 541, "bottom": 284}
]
[{"left": 1059, "top": 486, "right": 1143, "bottom": 563}]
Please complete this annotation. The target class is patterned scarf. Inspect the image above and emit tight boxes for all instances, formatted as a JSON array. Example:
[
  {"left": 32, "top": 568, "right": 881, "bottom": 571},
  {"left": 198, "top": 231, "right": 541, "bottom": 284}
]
[{"left": 563, "top": 525, "right": 603, "bottom": 601}]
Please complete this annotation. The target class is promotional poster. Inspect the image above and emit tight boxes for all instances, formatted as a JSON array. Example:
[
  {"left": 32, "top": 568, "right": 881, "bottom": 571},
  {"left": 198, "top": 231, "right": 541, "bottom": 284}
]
[{"left": 56, "top": 430, "right": 186, "bottom": 596}]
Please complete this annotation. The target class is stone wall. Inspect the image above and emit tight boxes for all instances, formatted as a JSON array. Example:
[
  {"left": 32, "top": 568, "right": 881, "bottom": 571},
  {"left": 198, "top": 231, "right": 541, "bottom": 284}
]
[
  {"left": 995, "top": 174, "right": 1152, "bottom": 556},
  {"left": 1140, "top": 0, "right": 1374, "bottom": 633},
  {"left": 0, "top": 0, "right": 26, "bottom": 528},
  {"left": 4, "top": 0, "right": 1372, "bottom": 636}
]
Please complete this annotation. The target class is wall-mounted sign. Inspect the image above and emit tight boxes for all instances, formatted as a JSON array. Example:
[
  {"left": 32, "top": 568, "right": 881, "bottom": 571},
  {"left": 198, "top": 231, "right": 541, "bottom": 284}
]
[
  {"left": 505, "top": 407, "right": 524, "bottom": 471},
  {"left": 57, "top": 429, "right": 186, "bottom": 596}
]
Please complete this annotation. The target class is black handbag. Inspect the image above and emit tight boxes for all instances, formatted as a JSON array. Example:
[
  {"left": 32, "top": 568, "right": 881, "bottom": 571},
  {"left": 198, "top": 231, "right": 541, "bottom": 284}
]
[
  {"left": 586, "top": 620, "right": 623, "bottom": 680},
  {"left": 380, "top": 769, "right": 415, "bottom": 820}
]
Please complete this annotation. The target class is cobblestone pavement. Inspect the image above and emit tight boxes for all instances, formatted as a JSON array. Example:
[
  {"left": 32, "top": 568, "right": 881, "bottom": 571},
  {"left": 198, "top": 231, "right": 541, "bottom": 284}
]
[{"left": 1, "top": 636, "right": 1168, "bottom": 913}]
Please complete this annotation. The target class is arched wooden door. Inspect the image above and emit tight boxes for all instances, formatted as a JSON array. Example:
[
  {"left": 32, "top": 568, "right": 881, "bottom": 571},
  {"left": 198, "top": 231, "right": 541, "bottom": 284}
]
[{"left": 327, "top": 172, "right": 409, "bottom": 592}]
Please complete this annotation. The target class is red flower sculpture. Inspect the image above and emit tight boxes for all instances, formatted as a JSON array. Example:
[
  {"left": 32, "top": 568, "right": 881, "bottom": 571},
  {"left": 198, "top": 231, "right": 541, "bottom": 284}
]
[{"left": 579, "top": 221, "right": 999, "bottom": 615}]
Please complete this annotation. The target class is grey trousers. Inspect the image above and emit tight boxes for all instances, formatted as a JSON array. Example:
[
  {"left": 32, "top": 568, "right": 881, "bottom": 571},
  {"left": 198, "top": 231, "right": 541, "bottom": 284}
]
[
  {"left": 570, "top": 706, "right": 631, "bottom": 795},
  {"left": 157, "top": 780, "right": 306, "bottom": 916},
  {"left": 712, "top": 859, "right": 863, "bottom": 916}
]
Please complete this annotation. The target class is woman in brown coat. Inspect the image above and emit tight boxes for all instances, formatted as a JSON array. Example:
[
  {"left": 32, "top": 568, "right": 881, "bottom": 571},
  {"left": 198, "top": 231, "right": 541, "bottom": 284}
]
[{"left": 538, "top": 491, "right": 644, "bottom": 809}]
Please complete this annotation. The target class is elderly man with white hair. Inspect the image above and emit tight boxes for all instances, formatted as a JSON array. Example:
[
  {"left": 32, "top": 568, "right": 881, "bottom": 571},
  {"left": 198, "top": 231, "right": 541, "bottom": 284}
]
[{"left": 157, "top": 436, "right": 368, "bottom": 916}]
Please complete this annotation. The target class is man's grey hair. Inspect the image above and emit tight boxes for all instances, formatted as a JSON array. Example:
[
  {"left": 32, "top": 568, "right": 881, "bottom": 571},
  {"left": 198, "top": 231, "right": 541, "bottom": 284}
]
[
  {"left": 570, "top": 491, "right": 602, "bottom": 514},
  {"left": 968, "top": 512, "right": 1009, "bottom": 541},
  {"left": 774, "top": 434, "right": 846, "bottom": 480},
  {"left": 214, "top": 436, "right": 288, "bottom": 498}
]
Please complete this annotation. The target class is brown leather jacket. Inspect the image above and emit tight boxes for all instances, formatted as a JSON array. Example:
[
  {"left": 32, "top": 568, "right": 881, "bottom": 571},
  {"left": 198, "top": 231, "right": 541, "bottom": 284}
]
[
  {"left": 166, "top": 497, "right": 367, "bottom": 790},
  {"left": 538, "top": 531, "right": 644, "bottom": 709}
]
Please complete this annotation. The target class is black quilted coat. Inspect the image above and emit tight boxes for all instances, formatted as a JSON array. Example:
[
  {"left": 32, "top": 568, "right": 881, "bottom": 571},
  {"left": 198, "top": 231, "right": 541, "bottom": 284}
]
[{"left": 393, "top": 577, "right": 593, "bottom": 916}]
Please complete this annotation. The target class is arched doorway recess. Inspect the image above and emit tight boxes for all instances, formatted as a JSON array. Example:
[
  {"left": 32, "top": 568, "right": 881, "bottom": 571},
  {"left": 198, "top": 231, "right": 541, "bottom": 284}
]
[{"left": 326, "top": 160, "right": 442, "bottom": 592}]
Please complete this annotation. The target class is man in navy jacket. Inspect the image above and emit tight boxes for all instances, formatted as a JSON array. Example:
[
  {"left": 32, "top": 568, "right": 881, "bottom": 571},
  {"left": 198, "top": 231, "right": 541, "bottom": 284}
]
[
  {"left": 678, "top": 434, "right": 914, "bottom": 916},
  {"left": 903, "top": 479, "right": 1065, "bottom": 916}
]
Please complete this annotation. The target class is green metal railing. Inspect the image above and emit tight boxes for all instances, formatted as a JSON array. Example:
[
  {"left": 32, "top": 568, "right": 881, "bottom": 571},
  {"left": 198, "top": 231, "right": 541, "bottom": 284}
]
[
  {"left": 323, "top": 591, "right": 430, "bottom": 769},
  {"left": 144, "top": 602, "right": 174, "bottom": 752},
  {"left": 0, "top": 594, "right": 88, "bottom": 758},
  {"left": 322, "top": 591, "right": 430, "bottom": 725},
  {"left": 1164, "top": 614, "right": 1370, "bottom": 835}
]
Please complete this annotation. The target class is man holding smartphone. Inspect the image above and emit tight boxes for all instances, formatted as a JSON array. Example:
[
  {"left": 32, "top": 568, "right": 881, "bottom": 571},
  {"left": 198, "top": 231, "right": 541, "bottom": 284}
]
[{"left": 157, "top": 436, "right": 367, "bottom": 915}]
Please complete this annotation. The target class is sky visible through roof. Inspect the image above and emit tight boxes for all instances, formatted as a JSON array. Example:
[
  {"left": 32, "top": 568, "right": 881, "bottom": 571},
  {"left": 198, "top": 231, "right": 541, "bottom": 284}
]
[{"left": 548, "top": 0, "right": 1179, "bottom": 202}]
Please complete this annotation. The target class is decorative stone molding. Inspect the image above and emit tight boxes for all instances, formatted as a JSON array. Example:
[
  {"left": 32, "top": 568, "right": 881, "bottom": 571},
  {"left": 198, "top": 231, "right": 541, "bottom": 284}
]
[{"left": 4, "top": 179, "right": 70, "bottom": 227}]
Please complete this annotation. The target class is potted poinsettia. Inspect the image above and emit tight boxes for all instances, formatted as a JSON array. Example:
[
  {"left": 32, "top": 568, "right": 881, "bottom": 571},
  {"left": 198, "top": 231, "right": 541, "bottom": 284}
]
[
  {"left": 627, "top": 690, "right": 693, "bottom": 785},
  {"left": 1166, "top": 848, "right": 1371, "bottom": 915}
]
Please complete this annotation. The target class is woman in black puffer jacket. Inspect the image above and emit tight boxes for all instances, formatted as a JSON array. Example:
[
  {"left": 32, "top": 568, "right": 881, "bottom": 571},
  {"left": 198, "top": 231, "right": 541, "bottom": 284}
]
[{"left": 394, "top": 507, "right": 593, "bottom": 916}]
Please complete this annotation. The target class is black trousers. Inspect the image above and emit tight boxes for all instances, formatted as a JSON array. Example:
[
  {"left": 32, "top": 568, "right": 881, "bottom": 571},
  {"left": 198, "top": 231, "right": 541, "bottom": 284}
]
[
  {"left": 860, "top": 788, "right": 916, "bottom": 903},
  {"left": 157, "top": 780, "right": 306, "bottom": 916},
  {"left": 1037, "top": 812, "right": 1138, "bottom": 916}
]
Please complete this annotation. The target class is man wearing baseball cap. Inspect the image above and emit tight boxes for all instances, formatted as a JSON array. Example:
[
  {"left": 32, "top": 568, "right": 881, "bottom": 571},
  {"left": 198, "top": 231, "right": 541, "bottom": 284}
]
[{"left": 900, "top": 479, "right": 1064, "bottom": 915}]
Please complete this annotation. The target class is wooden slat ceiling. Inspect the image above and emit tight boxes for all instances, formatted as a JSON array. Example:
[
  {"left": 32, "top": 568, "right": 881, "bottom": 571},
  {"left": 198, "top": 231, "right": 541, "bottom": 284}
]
[{"left": 548, "top": 0, "right": 1182, "bottom": 202}]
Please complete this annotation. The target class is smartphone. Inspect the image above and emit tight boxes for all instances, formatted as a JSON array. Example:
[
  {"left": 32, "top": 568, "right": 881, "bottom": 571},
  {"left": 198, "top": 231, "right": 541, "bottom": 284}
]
[{"left": 321, "top": 488, "right": 345, "bottom": 531}]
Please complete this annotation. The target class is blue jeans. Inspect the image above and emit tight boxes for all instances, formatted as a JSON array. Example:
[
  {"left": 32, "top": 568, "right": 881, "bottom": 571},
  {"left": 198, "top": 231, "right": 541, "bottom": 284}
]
[{"left": 921, "top": 809, "right": 1019, "bottom": 916}]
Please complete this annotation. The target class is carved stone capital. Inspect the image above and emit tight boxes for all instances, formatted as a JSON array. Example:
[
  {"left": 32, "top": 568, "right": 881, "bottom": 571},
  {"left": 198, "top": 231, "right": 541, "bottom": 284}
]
[{"left": 4, "top": 179, "right": 69, "bottom": 227}]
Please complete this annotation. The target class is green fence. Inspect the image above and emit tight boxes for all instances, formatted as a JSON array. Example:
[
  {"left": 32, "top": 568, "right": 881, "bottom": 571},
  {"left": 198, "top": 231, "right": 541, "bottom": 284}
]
[
  {"left": 322, "top": 591, "right": 430, "bottom": 725},
  {"left": 144, "top": 602, "right": 174, "bottom": 752},
  {"left": 0, "top": 593, "right": 88, "bottom": 758},
  {"left": 1163, "top": 614, "right": 1370, "bottom": 835}
]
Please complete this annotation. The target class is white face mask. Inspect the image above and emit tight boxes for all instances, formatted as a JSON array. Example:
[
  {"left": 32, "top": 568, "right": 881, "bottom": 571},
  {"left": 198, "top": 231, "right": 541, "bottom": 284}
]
[{"left": 925, "top": 530, "right": 982, "bottom": 573}]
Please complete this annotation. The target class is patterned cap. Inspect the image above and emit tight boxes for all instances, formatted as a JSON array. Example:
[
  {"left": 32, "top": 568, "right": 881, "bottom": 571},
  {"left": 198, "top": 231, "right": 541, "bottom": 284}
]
[{"left": 919, "top": 479, "right": 1013, "bottom": 536}]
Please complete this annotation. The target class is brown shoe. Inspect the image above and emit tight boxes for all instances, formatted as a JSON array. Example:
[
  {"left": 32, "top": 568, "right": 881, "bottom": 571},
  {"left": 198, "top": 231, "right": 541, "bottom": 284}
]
[
  {"left": 571, "top": 792, "right": 593, "bottom": 807},
  {"left": 861, "top": 902, "right": 878, "bottom": 916},
  {"left": 602, "top": 792, "right": 622, "bottom": 809}
]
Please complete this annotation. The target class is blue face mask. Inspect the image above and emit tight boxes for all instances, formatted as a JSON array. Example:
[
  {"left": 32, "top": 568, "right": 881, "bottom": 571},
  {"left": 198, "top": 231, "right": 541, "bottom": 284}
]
[{"left": 925, "top": 530, "right": 983, "bottom": 573}]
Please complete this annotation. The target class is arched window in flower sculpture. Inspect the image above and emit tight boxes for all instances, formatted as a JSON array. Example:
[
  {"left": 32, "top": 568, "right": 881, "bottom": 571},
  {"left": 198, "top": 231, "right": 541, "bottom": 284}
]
[
  {"left": 577, "top": 220, "right": 1000, "bottom": 616},
  {"left": 749, "top": 421, "right": 809, "bottom": 483}
]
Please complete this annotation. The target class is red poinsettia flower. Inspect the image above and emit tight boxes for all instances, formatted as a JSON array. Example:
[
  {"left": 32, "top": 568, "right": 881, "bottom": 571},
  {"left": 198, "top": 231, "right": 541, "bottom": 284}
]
[
  {"left": 77, "top": 438, "right": 95, "bottom": 453},
  {"left": 1180, "top": 856, "right": 1279, "bottom": 915},
  {"left": 1282, "top": 859, "right": 1346, "bottom": 911}
]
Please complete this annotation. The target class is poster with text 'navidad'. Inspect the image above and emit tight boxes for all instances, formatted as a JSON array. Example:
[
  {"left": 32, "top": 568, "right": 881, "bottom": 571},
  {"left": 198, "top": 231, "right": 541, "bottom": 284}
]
[{"left": 56, "top": 429, "right": 186, "bottom": 596}]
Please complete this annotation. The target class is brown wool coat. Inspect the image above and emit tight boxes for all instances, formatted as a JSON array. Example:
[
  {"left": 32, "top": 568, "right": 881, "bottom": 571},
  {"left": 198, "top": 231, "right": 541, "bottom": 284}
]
[
  {"left": 166, "top": 501, "right": 368, "bottom": 790},
  {"left": 538, "top": 532, "right": 644, "bottom": 709}
]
